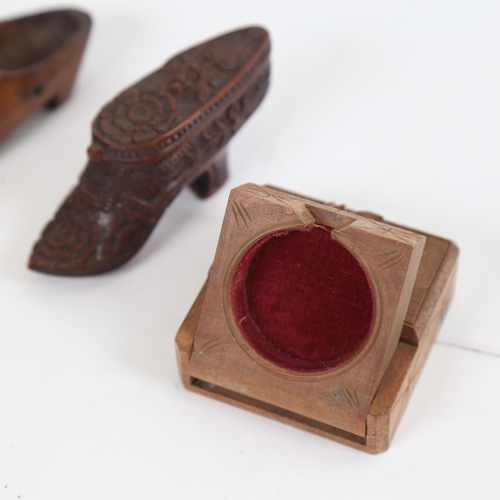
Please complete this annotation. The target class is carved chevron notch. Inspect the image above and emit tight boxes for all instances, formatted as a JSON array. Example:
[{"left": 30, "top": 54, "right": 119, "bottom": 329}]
[
  {"left": 244, "top": 185, "right": 297, "bottom": 209},
  {"left": 232, "top": 201, "right": 252, "bottom": 228},
  {"left": 356, "top": 218, "right": 416, "bottom": 245},
  {"left": 377, "top": 249, "right": 405, "bottom": 270},
  {"left": 330, "top": 219, "right": 354, "bottom": 232},
  {"left": 304, "top": 203, "right": 355, "bottom": 231},
  {"left": 343, "top": 388, "right": 360, "bottom": 408},
  {"left": 244, "top": 184, "right": 277, "bottom": 200},
  {"left": 386, "top": 228, "right": 415, "bottom": 245},
  {"left": 332, "top": 388, "right": 360, "bottom": 408},
  {"left": 197, "top": 337, "right": 220, "bottom": 355},
  {"left": 243, "top": 185, "right": 316, "bottom": 225}
]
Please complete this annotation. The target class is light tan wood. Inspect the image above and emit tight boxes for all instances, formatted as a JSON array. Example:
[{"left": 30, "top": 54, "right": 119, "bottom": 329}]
[{"left": 175, "top": 184, "right": 458, "bottom": 453}]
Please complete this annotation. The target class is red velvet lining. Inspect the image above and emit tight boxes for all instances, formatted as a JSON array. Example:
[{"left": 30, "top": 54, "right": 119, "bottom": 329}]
[{"left": 231, "top": 225, "right": 375, "bottom": 373}]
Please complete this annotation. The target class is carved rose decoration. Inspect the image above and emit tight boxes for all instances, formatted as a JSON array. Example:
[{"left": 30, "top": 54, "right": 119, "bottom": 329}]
[
  {"left": 96, "top": 88, "right": 176, "bottom": 146},
  {"left": 164, "top": 56, "right": 224, "bottom": 104},
  {"left": 34, "top": 201, "right": 97, "bottom": 266}
]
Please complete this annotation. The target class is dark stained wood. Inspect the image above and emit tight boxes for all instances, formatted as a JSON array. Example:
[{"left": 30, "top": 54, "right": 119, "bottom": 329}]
[
  {"left": 29, "top": 28, "right": 271, "bottom": 276},
  {"left": 0, "top": 9, "right": 91, "bottom": 142},
  {"left": 175, "top": 184, "right": 459, "bottom": 453}
]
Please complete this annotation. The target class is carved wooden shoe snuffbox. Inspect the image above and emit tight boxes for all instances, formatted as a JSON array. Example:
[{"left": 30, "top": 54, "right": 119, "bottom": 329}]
[{"left": 29, "top": 27, "right": 270, "bottom": 275}]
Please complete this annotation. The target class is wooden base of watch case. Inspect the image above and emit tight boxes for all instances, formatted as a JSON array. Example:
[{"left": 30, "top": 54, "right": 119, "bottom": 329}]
[{"left": 175, "top": 185, "right": 458, "bottom": 453}]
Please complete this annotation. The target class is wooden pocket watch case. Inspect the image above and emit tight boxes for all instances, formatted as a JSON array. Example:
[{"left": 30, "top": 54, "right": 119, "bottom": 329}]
[{"left": 175, "top": 184, "right": 458, "bottom": 453}]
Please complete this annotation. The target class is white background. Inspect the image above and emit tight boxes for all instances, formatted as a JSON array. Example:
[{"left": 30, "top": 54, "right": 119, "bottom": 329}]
[{"left": 1, "top": 0, "right": 500, "bottom": 498}]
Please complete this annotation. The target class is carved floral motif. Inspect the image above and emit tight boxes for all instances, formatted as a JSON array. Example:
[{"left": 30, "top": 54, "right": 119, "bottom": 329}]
[
  {"left": 34, "top": 194, "right": 97, "bottom": 268},
  {"left": 96, "top": 88, "right": 176, "bottom": 146},
  {"left": 92, "top": 28, "right": 268, "bottom": 153}
]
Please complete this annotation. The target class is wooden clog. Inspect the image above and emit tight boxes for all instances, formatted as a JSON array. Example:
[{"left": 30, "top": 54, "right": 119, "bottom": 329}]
[{"left": 0, "top": 9, "right": 91, "bottom": 142}]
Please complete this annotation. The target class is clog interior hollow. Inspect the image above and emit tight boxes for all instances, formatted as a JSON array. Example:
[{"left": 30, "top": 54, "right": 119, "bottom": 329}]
[{"left": 0, "top": 11, "right": 83, "bottom": 70}]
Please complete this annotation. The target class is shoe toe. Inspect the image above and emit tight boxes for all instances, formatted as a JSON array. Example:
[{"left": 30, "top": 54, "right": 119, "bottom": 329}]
[{"left": 29, "top": 196, "right": 100, "bottom": 276}]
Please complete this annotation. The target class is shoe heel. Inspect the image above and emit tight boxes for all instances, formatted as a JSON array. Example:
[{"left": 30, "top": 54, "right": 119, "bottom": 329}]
[
  {"left": 45, "top": 56, "right": 84, "bottom": 110},
  {"left": 190, "top": 147, "right": 229, "bottom": 199}
]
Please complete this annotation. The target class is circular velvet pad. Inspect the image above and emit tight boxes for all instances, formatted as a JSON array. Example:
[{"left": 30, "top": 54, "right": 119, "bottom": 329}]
[{"left": 231, "top": 225, "right": 375, "bottom": 373}]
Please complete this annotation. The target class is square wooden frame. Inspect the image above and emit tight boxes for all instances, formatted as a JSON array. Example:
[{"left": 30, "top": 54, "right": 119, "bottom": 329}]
[{"left": 175, "top": 185, "right": 458, "bottom": 453}]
